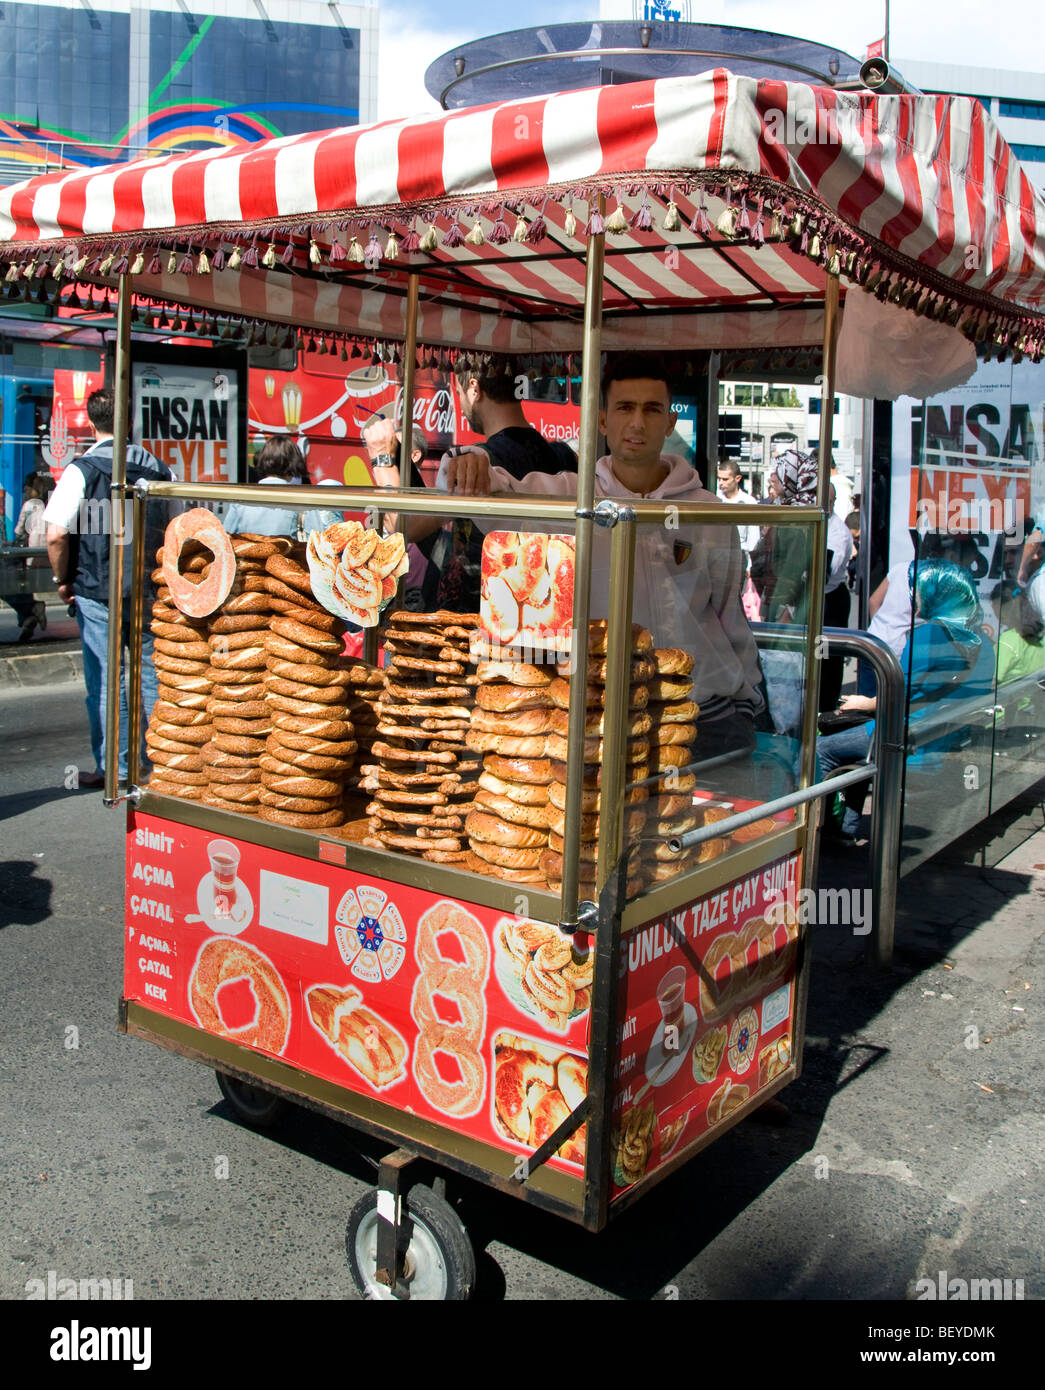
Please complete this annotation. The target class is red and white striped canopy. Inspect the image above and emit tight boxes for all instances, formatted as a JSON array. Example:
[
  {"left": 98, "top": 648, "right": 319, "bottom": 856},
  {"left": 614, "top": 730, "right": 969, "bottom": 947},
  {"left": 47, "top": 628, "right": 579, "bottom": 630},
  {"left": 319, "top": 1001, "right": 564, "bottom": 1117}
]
[{"left": 1, "top": 71, "right": 1043, "bottom": 358}]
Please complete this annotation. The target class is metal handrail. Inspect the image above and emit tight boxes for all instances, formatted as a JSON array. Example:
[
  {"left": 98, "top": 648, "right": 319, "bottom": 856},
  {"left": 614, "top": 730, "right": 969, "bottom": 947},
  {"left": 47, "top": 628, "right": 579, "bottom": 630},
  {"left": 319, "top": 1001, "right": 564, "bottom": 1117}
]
[{"left": 751, "top": 623, "right": 906, "bottom": 964}]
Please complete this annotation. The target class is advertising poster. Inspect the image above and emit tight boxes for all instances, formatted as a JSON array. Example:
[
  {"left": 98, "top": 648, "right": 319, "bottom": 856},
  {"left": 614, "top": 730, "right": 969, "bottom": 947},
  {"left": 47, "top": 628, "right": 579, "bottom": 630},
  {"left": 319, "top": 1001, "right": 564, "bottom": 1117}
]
[
  {"left": 132, "top": 361, "right": 240, "bottom": 484},
  {"left": 611, "top": 852, "right": 800, "bottom": 1199},
  {"left": 125, "top": 813, "right": 591, "bottom": 1176},
  {"left": 889, "top": 359, "right": 1045, "bottom": 637}
]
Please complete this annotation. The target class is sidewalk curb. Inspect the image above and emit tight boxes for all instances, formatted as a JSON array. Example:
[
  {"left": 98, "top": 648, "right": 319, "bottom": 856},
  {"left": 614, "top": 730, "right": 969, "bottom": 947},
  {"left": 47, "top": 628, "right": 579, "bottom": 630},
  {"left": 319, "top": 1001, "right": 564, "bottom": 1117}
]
[{"left": 0, "top": 648, "right": 84, "bottom": 687}]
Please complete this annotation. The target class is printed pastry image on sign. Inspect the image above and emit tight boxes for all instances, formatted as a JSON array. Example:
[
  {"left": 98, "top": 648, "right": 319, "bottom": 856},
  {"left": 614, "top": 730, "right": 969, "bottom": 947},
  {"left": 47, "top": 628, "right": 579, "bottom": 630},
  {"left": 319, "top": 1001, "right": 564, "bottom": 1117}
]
[
  {"left": 479, "top": 532, "right": 575, "bottom": 654},
  {"left": 307, "top": 520, "right": 409, "bottom": 627}
]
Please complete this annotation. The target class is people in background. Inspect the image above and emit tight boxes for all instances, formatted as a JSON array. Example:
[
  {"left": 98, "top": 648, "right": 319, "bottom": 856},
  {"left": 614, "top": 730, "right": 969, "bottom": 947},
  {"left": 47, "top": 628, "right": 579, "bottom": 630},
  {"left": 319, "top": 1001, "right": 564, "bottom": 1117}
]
[
  {"left": 222, "top": 437, "right": 306, "bottom": 537},
  {"left": 361, "top": 414, "right": 441, "bottom": 610},
  {"left": 991, "top": 579, "right": 1045, "bottom": 686},
  {"left": 6, "top": 470, "right": 55, "bottom": 641},
  {"left": 1017, "top": 524, "right": 1044, "bottom": 621},
  {"left": 821, "top": 483, "right": 854, "bottom": 710},
  {"left": 818, "top": 560, "right": 995, "bottom": 842},
  {"left": 716, "top": 458, "right": 760, "bottom": 569}
]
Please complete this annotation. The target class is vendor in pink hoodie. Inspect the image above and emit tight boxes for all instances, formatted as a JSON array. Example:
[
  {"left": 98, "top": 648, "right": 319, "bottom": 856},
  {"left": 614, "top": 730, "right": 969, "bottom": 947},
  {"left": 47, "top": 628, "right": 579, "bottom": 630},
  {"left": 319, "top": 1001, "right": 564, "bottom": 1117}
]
[{"left": 437, "top": 354, "right": 765, "bottom": 757}]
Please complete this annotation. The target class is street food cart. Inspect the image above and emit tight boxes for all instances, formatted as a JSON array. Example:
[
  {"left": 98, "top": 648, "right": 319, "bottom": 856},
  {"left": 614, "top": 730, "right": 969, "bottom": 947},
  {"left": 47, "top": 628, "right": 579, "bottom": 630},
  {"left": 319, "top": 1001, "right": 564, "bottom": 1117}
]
[{"left": 3, "top": 71, "right": 1042, "bottom": 1299}]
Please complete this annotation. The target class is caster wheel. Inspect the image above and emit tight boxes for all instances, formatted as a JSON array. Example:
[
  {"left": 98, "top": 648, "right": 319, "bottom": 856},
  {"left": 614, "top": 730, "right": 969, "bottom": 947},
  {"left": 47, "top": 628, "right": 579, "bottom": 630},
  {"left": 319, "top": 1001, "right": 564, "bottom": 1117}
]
[
  {"left": 215, "top": 1071, "right": 288, "bottom": 1129},
  {"left": 346, "top": 1184, "right": 475, "bottom": 1301}
]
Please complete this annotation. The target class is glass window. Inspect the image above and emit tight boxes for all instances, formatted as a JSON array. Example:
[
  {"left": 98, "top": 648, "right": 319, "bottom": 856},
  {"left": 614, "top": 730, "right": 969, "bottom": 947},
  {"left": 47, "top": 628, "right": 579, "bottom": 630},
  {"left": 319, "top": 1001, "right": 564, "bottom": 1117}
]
[
  {"left": 1009, "top": 143, "right": 1045, "bottom": 163},
  {"left": 999, "top": 98, "right": 1045, "bottom": 120}
]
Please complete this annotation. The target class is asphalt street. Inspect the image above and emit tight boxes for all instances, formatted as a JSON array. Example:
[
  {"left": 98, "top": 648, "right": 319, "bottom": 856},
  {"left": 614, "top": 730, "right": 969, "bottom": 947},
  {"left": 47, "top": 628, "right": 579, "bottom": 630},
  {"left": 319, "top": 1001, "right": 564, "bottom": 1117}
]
[{"left": 1, "top": 680, "right": 1042, "bottom": 1303}]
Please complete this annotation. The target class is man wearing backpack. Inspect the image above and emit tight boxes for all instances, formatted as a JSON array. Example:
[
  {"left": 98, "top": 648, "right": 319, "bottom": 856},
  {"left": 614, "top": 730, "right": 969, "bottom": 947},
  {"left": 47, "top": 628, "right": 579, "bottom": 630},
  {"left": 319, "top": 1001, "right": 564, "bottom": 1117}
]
[{"left": 44, "top": 389, "right": 173, "bottom": 786}]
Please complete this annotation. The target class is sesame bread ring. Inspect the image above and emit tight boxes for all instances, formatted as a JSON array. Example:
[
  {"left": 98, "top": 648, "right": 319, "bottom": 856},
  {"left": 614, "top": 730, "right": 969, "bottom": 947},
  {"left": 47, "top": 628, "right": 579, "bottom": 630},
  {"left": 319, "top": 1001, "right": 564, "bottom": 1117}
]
[
  {"left": 585, "top": 619, "right": 654, "bottom": 654},
  {"left": 212, "top": 731, "right": 269, "bottom": 756},
  {"left": 261, "top": 751, "right": 352, "bottom": 778},
  {"left": 475, "top": 770, "right": 549, "bottom": 805},
  {"left": 151, "top": 622, "right": 209, "bottom": 644},
  {"left": 463, "top": 851, "right": 545, "bottom": 881},
  {"left": 264, "top": 677, "right": 352, "bottom": 704},
  {"left": 546, "top": 807, "right": 647, "bottom": 840},
  {"left": 469, "top": 795, "right": 553, "bottom": 832},
  {"left": 372, "top": 787, "right": 448, "bottom": 807},
  {"left": 148, "top": 778, "right": 206, "bottom": 799},
  {"left": 390, "top": 609, "right": 481, "bottom": 628},
  {"left": 209, "top": 781, "right": 262, "bottom": 804},
  {"left": 378, "top": 702, "right": 473, "bottom": 722},
  {"left": 264, "top": 575, "right": 320, "bottom": 607},
  {"left": 151, "top": 702, "right": 211, "bottom": 727},
  {"left": 201, "top": 793, "right": 260, "bottom": 816},
  {"left": 656, "top": 700, "right": 701, "bottom": 724},
  {"left": 475, "top": 684, "right": 555, "bottom": 713},
  {"left": 272, "top": 714, "right": 355, "bottom": 739},
  {"left": 148, "top": 765, "right": 209, "bottom": 785},
  {"left": 360, "top": 766, "right": 461, "bottom": 789},
  {"left": 653, "top": 647, "right": 695, "bottom": 676},
  {"left": 474, "top": 660, "right": 551, "bottom": 686},
  {"left": 368, "top": 807, "right": 464, "bottom": 830},
  {"left": 260, "top": 789, "right": 341, "bottom": 814},
  {"left": 208, "top": 645, "right": 269, "bottom": 670},
  {"left": 543, "top": 734, "right": 650, "bottom": 763},
  {"left": 370, "top": 831, "right": 463, "bottom": 854},
  {"left": 269, "top": 603, "right": 344, "bottom": 635},
  {"left": 371, "top": 741, "right": 456, "bottom": 766},
  {"left": 464, "top": 806, "right": 547, "bottom": 845},
  {"left": 156, "top": 686, "right": 210, "bottom": 710},
  {"left": 149, "top": 721, "right": 212, "bottom": 746},
  {"left": 209, "top": 613, "right": 270, "bottom": 635},
  {"left": 153, "top": 637, "right": 212, "bottom": 661},
  {"left": 222, "top": 590, "right": 272, "bottom": 615},
  {"left": 206, "top": 667, "right": 265, "bottom": 688},
  {"left": 651, "top": 745, "right": 691, "bottom": 769},
  {"left": 546, "top": 779, "right": 648, "bottom": 812},
  {"left": 264, "top": 633, "right": 344, "bottom": 667},
  {"left": 652, "top": 771, "right": 697, "bottom": 794},
  {"left": 470, "top": 707, "right": 556, "bottom": 736},
  {"left": 653, "top": 723, "right": 696, "bottom": 746},
  {"left": 265, "top": 693, "right": 353, "bottom": 719},
  {"left": 384, "top": 679, "right": 471, "bottom": 702},
  {"left": 150, "top": 601, "right": 202, "bottom": 625},
  {"left": 206, "top": 766, "right": 263, "bottom": 785},
  {"left": 559, "top": 654, "right": 657, "bottom": 684},
  {"left": 209, "top": 681, "right": 267, "bottom": 702},
  {"left": 648, "top": 676, "right": 695, "bottom": 702},
  {"left": 258, "top": 805, "right": 345, "bottom": 830},
  {"left": 213, "top": 716, "right": 275, "bottom": 736},
  {"left": 201, "top": 745, "right": 258, "bottom": 768},
  {"left": 267, "top": 595, "right": 326, "bottom": 620},
  {"left": 468, "top": 839, "right": 544, "bottom": 870},
  {"left": 265, "top": 552, "right": 315, "bottom": 595},
  {"left": 386, "top": 654, "right": 465, "bottom": 676},
  {"left": 153, "top": 652, "right": 211, "bottom": 677},
  {"left": 343, "top": 662, "right": 384, "bottom": 686},
  {"left": 146, "top": 729, "right": 205, "bottom": 755},
  {"left": 210, "top": 628, "right": 272, "bottom": 652},
  {"left": 465, "top": 731, "right": 549, "bottom": 757},
  {"left": 266, "top": 658, "right": 353, "bottom": 687},
  {"left": 547, "top": 832, "right": 601, "bottom": 863},
  {"left": 261, "top": 771, "right": 342, "bottom": 797},
  {"left": 147, "top": 748, "right": 205, "bottom": 771},
  {"left": 162, "top": 509, "right": 237, "bottom": 618},
  {"left": 273, "top": 730, "right": 358, "bottom": 757},
  {"left": 207, "top": 699, "right": 270, "bottom": 719},
  {"left": 229, "top": 536, "right": 282, "bottom": 560},
  {"left": 548, "top": 707, "right": 652, "bottom": 738},
  {"left": 482, "top": 754, "right": 554, "bottom": 785}
]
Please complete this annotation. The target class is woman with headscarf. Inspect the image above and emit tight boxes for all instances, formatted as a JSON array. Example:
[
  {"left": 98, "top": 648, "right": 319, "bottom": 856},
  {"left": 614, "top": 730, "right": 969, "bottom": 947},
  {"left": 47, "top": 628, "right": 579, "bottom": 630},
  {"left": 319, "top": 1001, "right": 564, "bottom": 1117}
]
[
  {"left": 222, "top": 437, "right": 308, "bottom": 537},
  {"left": 750, "top": 449, "right": 819, "bottom": 623},
  {"left": 817, "top": 559, "right": 996, "bottom": 842}
]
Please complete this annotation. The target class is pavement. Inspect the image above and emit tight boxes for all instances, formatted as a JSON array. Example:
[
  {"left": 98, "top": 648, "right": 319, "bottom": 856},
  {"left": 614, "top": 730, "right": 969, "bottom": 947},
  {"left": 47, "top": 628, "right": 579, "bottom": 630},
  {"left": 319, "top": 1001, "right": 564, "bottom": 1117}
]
[
  {"left": 1, "top": 678, "right": 1042, "bottom": 1303},
  {"left": 0, "top": 597, "right": 83, "bottom": 687}
]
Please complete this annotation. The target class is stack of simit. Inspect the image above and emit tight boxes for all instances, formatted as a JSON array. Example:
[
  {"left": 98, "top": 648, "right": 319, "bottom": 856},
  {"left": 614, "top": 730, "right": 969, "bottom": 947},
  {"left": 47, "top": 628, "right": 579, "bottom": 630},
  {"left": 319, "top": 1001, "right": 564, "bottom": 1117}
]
[
  {"left": 145, "top": 542, "right": 214, "bottom": 799},
  {"left": 640, "top": 648, "right": 702, "bottom": 884}
]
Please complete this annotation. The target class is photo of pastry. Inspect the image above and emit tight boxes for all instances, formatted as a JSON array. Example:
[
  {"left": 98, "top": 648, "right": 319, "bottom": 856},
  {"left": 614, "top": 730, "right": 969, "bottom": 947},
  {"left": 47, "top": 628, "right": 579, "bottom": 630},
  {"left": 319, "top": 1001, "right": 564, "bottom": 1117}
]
[
  {"left": 306, "top": 982, "right": 408, "bottom": 1090},
  {"left": 612, "top": 1101, "right": 656, "bottom": 1187},
  {"left": 728, "top": 1007, "right": 760, "bottom": 1076},
  {"left": 692, "top": 1023, "right": 728, "bottom": 1085},
  {"left": 706, "top": 1078, "right": 750, "bottom": 1126},
  {"left": 758, "top": 1035, "right": 792, "bottom": 1088},
  {"left": 492, "top": 1033, "right": 587, "bottom": 1166},
  {"left": 494, "top": 917, "right": 592, "bottom": 1033},
  {"left": 658, "top": 1109, "right": 690, "bottom": 1161}
]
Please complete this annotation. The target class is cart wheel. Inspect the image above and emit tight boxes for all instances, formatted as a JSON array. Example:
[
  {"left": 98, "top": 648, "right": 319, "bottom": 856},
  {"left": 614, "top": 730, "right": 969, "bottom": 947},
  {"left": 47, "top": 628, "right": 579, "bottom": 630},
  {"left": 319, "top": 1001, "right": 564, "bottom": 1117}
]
[
  {"left": 215, "top": 1071, "right": 288, "bottom": 1129},
  {"left": 346, "top": 1185, "right": 475, "bottom": 1301}
]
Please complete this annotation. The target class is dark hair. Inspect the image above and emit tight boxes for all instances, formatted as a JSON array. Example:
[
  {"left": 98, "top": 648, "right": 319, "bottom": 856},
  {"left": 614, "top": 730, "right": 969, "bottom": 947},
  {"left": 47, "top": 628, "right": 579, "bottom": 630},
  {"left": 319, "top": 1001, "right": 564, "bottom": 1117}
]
[
  {"left": 27, "top": 469, "right": 55, "bottom": 501},
  {"left": 991, "top": 579, "right": 1044, "bottom": 645},
  {"left": 453, "top": 365, "right": 519, "bottom": 405},
  {"left": 86, "top": 389, "right": 115, "bottom": 434},
  {"left": 845, "top": 511, "right": 860, "bottom": 531},
  {"left": 717, "top": 459, "right": 742, "bottom": 477},
  {"left": 255, "top": 436, "right": 306, "bottom": 482},
  {"left": 600, "top": 353, "right": 675, "bottom": 402}
]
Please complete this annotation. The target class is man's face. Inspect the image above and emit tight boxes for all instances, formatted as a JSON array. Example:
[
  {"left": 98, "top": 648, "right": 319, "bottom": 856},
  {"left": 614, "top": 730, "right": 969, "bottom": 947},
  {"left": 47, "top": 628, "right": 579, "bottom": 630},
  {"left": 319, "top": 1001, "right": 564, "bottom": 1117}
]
[
  {"left": 717, "top": 467, "right": 739, "bottom": 497},
  {"left": 599, "top": 378, "right": 676, "bottom": 473},
  {"left": 459, "top": 377, "right": 483, "bottom": 433}
]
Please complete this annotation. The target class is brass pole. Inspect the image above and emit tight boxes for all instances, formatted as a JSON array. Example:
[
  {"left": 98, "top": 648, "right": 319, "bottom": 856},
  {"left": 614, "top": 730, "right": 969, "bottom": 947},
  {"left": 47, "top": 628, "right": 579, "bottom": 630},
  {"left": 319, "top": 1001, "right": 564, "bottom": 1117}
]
[
  {"left": 817, "top": 271, "right": 841, "bottom": 509},
  {"left": 103, "top": 274, "right": 132, "bottom": 805},
  {"left": 560, "top": 199, "right": 605, "bottom": 928},
  {"left": 127, "top": 484, "right": 147, "bottom": 789},
  {"left": 595, "top": 515, "right": 636, "bottom": 892}
]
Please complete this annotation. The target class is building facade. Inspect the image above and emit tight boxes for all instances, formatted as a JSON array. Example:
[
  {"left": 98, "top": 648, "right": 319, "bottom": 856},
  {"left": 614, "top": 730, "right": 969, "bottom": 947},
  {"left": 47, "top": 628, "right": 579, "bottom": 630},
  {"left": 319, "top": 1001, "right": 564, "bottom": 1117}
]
[{"left": 0, "top": 0, "right": 378, "bottom": 179}]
